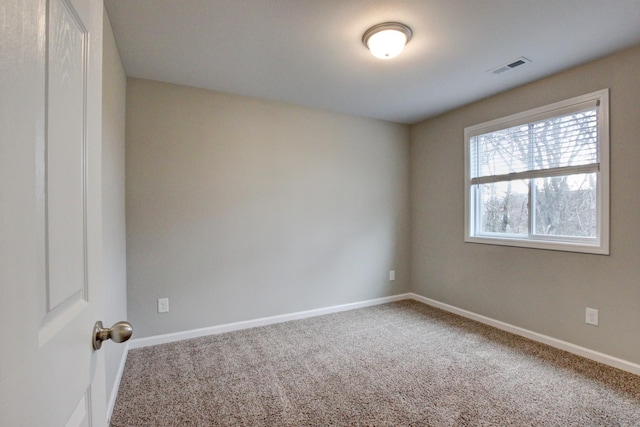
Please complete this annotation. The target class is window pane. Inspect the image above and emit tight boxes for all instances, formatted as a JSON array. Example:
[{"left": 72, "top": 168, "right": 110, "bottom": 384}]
[
  {"left": 479, "top": 180, "right": 529, "bottom": 235},
  {"left": 470, "top": 108, "right": 598, "bottom": 179},
  {"left": 531, "top": 110, "right": 597, "bottom": 170},
  {"left": 471, "top": 129, "right": 529, "bottom": 178},
  {"left": 534, "top": 173, "right": 597, "bottom": 237}
]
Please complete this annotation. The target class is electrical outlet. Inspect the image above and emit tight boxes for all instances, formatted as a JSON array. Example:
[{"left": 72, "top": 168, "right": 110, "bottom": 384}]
[
  {"left": 585, "top": 307, "right": 598, "bottom": 326},
  {"left": 158, "top": 298, "right": 169, "bottom": 313},
  {"left": 389, "top": 270, "right": 395, "bottom": 281}
]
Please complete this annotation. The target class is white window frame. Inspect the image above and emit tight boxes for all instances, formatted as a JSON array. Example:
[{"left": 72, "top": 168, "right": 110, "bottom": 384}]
[{"left": 464, "top": 89, "right": 609, "bottom": 254}]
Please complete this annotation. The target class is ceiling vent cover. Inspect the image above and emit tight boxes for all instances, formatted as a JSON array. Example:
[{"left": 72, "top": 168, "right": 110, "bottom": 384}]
[{"left": 489, "top": 57, "right": 531, "bottom": 75}]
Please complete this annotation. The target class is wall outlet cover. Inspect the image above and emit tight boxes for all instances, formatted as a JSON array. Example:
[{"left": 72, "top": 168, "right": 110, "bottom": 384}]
[
  {"left": 158, "top": 298, "right": 169, "bottom": 313},
  {"left": 585, "top": 307, "right": 598, "bottom": 326}
]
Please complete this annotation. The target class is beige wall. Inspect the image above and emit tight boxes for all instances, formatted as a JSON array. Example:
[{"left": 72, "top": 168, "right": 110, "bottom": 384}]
[
  {"left": 102, "top": 8, "right": 128, "bottom": 402},
  {"left": 126, "top": 78, "right": 411, "bottom": 338},
  {"left": 410, "top": 45, "right": 640, "bottom": 364}
]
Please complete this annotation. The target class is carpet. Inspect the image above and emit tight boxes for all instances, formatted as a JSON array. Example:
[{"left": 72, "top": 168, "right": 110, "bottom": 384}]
[{"left": 110, "top": 300, "right": 640, "bottom": 426}]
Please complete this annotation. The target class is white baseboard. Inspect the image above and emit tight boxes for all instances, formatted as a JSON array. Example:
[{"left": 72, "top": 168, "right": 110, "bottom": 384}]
[
  {"left": 128, "top": 293, "right": 412, "bottom": 350},
  {"left": 107, "top": 341, "right": 130, "bottom": 423},
  {"left": 409, "top": 293, "right": 640, "bottom": 376}
]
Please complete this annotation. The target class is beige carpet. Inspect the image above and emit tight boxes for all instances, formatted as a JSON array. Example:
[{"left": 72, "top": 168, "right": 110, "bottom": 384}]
[{"left": 110, "top": 300, "right": 640, "bottom": 426}]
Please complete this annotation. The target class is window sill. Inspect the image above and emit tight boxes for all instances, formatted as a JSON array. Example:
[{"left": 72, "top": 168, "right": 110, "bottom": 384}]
[{"left": 465, "top": 235, "right": 609, "bottom": 255}]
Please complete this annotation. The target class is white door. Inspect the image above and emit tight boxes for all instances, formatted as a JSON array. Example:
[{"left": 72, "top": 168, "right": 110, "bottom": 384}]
[{"left": 1, "top": 0, "right": 107, "bottom": 425}]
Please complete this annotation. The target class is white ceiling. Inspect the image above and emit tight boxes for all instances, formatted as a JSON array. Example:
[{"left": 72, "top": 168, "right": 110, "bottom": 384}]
[{"left": 104, "top": 0, "right": 640, "bottom": 124}]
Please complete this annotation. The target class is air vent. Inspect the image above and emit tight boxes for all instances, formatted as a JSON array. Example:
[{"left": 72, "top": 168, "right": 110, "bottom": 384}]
[{"left": 488, "top": 57, "right": 531, "bottom": 75}]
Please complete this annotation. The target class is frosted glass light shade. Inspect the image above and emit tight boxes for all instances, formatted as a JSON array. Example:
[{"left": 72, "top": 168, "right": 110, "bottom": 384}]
[{"left": 363, "top": 22, "right": 412, "bottom": 60}]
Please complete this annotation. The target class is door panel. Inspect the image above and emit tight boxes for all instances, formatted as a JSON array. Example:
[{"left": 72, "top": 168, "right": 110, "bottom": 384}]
[
  {"left": 0, "top": 0, "right": 106, "bottom": 425},
  {"left": 46, "top": 0, "right": 88, "bottom": 311}
]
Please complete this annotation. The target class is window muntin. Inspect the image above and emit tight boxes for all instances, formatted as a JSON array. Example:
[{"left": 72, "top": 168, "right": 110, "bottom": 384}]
[{"left": 464, "top": 89, "right": 609, "bottom": 254}]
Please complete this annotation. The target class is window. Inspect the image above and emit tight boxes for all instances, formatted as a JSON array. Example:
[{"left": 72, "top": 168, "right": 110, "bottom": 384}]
[{"left": 464, "top": 89, "right": 609, "bottom": 254}]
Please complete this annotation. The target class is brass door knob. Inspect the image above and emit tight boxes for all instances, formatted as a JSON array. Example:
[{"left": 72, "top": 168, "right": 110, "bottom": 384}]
[{"left": 93, "top": 320, "right": 133, "bottom": 350}]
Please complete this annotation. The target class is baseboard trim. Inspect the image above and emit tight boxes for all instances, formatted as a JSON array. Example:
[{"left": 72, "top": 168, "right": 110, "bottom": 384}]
[
  {"left": 128, "top": 293, "right": 412, "bottom": 350},
  {"left": 409, "top": 293, "right": 640, "bottom": 376},
  {"left": 107, "top": 342, "right": 130, "bottom": 423},
  {"left": 123, "top": 291, "right": 639, "bottom": 378}
]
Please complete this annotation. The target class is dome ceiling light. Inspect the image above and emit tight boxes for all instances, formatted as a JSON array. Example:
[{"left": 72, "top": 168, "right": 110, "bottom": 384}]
[{"left": 362, "top": 22, "right": 412, "bottom": 60}]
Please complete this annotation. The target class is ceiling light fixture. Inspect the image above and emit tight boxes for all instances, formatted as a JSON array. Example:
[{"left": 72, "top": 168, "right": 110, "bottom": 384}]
[{"left": 362, "top": 22, "right": 412, "bottom": 60}]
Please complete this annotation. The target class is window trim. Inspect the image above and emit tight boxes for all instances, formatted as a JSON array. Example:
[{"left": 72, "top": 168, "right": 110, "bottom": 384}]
[{"left": 464, "top": 89, "right": 610, "bottom": 255}]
